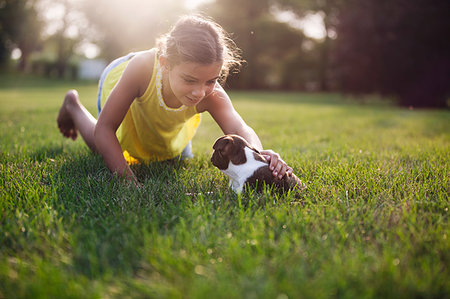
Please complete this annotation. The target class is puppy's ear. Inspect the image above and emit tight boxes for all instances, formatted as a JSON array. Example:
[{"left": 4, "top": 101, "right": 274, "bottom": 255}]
[{"left": 213, "top": 135, "right": 234, "bottom": 156}]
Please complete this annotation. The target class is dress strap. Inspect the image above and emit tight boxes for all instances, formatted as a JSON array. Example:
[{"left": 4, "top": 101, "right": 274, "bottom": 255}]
[{"left": 155, "top": 60, "right": 187, "bottom": 112}]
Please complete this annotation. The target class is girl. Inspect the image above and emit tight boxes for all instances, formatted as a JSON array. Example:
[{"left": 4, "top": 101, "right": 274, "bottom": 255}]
[{"left": 57, "top": 15, "right": 293, "bottom": 185}]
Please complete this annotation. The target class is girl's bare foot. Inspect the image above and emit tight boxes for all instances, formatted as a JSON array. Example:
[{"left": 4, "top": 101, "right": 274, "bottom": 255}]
[{"left": 57, "top": 90, "right": 79, "bottom": 140}]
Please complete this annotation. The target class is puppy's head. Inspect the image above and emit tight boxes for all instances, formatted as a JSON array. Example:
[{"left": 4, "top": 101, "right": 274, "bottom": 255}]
[{"left": 211, "top": 134, "right": 253, "bottom": 170}]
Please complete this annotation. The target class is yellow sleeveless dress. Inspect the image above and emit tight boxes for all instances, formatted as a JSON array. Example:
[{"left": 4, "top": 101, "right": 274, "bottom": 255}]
[{"left": 98, "top": 50, "right": 201, "bottom": 163}]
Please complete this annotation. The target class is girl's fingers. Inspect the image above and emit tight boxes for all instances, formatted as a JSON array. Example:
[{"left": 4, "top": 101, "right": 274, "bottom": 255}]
[
  {"left": 71, "top": 129, "right": 78, "bottom": 140},
  {"left": 273, "top": 160, "right": 282, "bottom": 177},
  {"left": 260, "top": 150, "right": 293, "bottom": 178},
  {"left": 277, "top": 163, "right": 289, "bottom": 179},
  {"left": 272, "top": 157, "right": 292, "bottom": 179},
  {"left": 270, "top": 155, "right": 279, "bottom": 171},
  {"left": 287, "top": 167, "right": 293, "bottom": 176}
]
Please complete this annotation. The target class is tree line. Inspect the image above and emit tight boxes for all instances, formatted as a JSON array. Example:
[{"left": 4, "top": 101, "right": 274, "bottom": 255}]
[{"left": 1, "top": 0, "right": 449, "bottom": 107}]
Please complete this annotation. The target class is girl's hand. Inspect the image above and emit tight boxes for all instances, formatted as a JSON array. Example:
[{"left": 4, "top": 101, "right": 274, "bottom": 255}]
[
  {"left": 128, "top": 172, "right": 141, "bottom": 188},
  {"left": 121, "top": 168, "right": 142, "bottom": 188},
  {"left": 261, "top": 150, "right": 293, "bottom": 179}
]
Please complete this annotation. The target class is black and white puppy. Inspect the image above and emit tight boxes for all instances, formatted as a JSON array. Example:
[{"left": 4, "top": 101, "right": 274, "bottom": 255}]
[{"left": 211, "top": 134, "right": 303, "bottom": 194}]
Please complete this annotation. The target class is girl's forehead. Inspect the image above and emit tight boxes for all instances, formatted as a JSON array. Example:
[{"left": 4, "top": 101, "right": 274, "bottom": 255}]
[{"left": 175, "top": 61, "right": 223, "bottom": 78}]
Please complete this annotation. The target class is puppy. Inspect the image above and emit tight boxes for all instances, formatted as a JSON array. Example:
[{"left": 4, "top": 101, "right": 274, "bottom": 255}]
[{"left": 211, "top": 134, "right": 303, "bottom": 194}]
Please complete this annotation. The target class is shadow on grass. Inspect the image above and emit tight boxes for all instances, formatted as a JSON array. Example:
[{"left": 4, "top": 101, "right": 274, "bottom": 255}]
[
  {"left": 48, "top": 149, "right": 300, "bottom": 278},
  {"left": 52, "top": 153, "right": 195, "bottom": 277},
  {"left": 229, "top": 90, "right": 397, "bottom": 107},
  {"left": 0, "top": 71, "right": 95, "bottom": 90},
  {"left": 28, "top": 146, "right": 65, "bottom": 162}
]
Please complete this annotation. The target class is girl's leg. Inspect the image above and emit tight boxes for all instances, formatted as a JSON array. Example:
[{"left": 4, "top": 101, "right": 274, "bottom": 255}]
[{"left": 57, "top": 89, "right": 98, "bottom": 153}]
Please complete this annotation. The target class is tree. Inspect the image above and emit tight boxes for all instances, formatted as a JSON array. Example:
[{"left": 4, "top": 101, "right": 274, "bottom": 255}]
[
  {"left": 201, "top": 0, "right": 272, "bottom": 89},
  {"left": 334, "top": 0, "right": 450, "bottom": 107},
  {"left": 0, "top": 0, "right": 43, "bottom": 70},
  {"left": 253, "top": 17, "right": 307, "bottom": 89},
  {"left": 274, "top": 0, "right": 343, "bottom": 91},
  {"left": 80, "top": 0, "right": 186, "bottom": 61},
  {"left": 52, "top": 0, "right": 84, "bottom": 78},
  {"left": 203, "top": 0, "right": 311, "bottom": 90}
]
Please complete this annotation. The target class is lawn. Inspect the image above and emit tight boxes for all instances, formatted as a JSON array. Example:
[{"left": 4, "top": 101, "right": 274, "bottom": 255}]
[{"left": 0, "top": 74, "right": 449, "bottom": 298}]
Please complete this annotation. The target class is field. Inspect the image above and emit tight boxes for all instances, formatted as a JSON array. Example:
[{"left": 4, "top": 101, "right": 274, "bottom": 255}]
[{"left": 0, "top": 74, "right": 449, "bottom": 298}]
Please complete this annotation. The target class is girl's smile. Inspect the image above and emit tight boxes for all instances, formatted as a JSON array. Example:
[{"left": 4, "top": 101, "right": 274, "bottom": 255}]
[{"left": 161, "top": 59, "right": 223, "bottom": 108}]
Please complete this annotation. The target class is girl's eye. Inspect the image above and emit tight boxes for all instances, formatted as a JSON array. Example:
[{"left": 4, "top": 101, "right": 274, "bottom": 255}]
[
  {"left": 184, "top": 79, "right": 196, "bottom": 84},
  {"left": 207, "top": 80, "right": 217, "bottom": 85}
]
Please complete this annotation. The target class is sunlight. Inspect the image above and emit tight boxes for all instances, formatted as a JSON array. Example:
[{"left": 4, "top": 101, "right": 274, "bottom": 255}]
[
  {"left": 272, "top": 8, "right": 328, "bottom": 40},
  {"left": 184, "top": 0, "right": 213, "bottom": 10},
  {"left": 11, "top": 48, "right": 22, "bottom": 60},
  {"left": 40, "top": 3, "right": 66, "bottom": 36},
  {"left": 299, "top": 12, "right": 327, "bottom": 40},
  {"left": 77, "top": 42, "right": 101, "bottom": 59}
]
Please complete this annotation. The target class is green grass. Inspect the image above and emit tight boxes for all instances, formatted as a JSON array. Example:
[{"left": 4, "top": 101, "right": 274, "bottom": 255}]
[{"left": 1, "top": 74, "right": 449, "bottom": 298}]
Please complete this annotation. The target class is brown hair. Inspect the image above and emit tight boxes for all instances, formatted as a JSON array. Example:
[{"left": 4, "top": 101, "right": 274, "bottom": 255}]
[{"left": 157, "top": 15, "right": 243, "bottom": 83}]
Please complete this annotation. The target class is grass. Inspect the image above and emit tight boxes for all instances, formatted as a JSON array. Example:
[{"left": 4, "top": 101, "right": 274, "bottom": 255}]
[{"left": 0, "top": 74, "right": 449, "bottom": 298}]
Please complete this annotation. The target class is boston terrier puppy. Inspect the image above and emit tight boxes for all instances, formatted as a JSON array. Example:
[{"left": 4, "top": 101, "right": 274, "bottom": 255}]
[{"left": 211, "top": 134, "right": 303, "bottom": 194}]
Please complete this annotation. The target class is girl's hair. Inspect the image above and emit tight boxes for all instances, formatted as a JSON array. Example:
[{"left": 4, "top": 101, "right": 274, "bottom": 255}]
[{"left": 157, "top": 15, "right": 243, "bottom": 83}]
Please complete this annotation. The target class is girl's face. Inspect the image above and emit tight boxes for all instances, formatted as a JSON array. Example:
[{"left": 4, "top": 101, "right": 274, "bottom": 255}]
[{"left": 162, "top": 58, "right": 223, "bottom": 107}]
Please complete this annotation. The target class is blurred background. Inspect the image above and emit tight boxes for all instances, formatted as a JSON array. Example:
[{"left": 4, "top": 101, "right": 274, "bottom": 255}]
[{"left": 0, "top": 0, "right": 449, "bottom": 107}]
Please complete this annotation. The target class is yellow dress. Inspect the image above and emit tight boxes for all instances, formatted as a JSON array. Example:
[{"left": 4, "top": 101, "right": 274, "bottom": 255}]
[{"left": 98, "top": 50, "right": 201, "bottom": 163}]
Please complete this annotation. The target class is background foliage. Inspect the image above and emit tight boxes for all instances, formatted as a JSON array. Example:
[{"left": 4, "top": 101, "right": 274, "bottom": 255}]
[{"left": 0, "top": 0, "right": 449, "bottom": 106}]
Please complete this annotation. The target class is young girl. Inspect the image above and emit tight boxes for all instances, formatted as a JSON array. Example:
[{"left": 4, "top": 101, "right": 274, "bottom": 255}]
[{"left": 57, "top": 15, "right": 293, "bottom": 185}]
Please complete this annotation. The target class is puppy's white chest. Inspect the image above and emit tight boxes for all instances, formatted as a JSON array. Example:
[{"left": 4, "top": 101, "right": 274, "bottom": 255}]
[{"left": 221, "top": 147, "right": 267, "bottom": 193}]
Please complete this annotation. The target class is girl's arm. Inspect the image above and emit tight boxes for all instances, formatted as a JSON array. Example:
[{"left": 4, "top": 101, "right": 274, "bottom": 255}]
[
  {"left": 198, "top": 86, "right": 293, "bottom": 179},
  {"left": 94, "top": 51, "right": 154, "bottom": 184},
  {"left": 198, "top": 85, "right": 263, "bottom": 149}
]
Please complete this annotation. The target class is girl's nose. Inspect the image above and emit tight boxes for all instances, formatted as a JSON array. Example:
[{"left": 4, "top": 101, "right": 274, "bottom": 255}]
[{"left": 192, "top": 86, "right": 206, "bottom": 98}]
